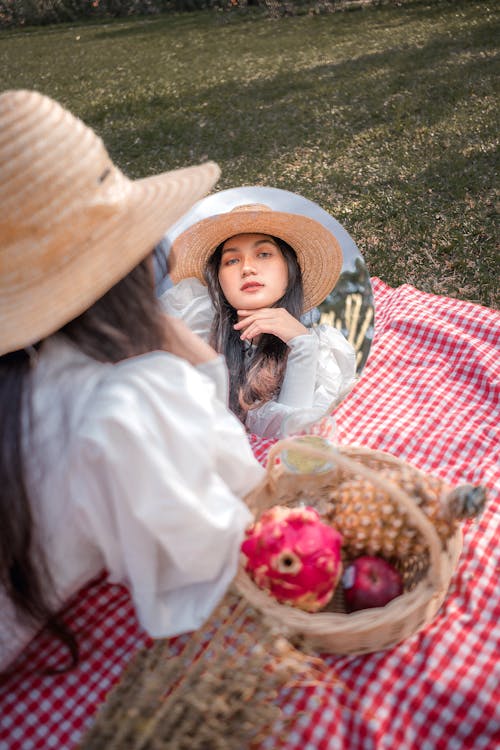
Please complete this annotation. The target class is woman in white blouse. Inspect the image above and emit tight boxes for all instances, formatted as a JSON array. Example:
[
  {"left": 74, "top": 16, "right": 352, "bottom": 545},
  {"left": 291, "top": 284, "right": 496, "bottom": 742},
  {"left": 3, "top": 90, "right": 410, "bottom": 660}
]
[
  {"left": 163, "top": 204, "right": 357, "bottom": 438},
  {"left": 0, "top": 90, "right": 263, "bottom": 674}
]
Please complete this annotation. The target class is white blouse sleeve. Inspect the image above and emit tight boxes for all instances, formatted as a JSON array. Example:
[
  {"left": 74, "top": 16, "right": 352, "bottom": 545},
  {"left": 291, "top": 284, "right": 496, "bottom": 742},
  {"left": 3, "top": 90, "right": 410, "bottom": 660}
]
[
  {"left": 68, "top": 351, "right": 261, "bottom": 638},
  {"left": 160, "top": 278, "right": 214, "bottom": 343},
  {"left": 312, "top": 324, "right": 357, "bottom": 409},
  {"left": 245, "top": 325, "right": 357, "bottom": 439}
]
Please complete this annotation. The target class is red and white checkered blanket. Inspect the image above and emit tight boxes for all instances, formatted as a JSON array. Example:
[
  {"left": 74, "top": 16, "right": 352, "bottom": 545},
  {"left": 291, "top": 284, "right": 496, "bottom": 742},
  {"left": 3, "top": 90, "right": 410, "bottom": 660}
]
[{"left": 1, "top": 278, "right": 499, "bottom": 750}]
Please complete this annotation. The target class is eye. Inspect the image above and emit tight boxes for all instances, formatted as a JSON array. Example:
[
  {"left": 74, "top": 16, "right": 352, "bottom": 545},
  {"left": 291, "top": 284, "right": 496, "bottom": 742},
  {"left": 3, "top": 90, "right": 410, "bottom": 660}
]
[
  {"left": 223, "top": 257, "right": 239, "bottom": 266},
  {"left": 257, "top": 251, "right": 273, "bottom": 259}
]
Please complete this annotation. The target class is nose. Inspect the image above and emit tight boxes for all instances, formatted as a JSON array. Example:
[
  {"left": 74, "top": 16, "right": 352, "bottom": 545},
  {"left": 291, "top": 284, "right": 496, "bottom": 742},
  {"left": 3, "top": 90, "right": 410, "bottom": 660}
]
[{"left": 241, "top": 255, "right": 256, "bottom": 277}]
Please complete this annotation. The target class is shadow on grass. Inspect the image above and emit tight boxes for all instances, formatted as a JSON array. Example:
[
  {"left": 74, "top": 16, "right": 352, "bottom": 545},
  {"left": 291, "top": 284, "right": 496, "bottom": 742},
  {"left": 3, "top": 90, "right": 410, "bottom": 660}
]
[
  {"left": 417, "top": 149, "right": 497, "bottom": 201},
  {"left": 82, "top": 17, "right": 496, "bottom": 192}
]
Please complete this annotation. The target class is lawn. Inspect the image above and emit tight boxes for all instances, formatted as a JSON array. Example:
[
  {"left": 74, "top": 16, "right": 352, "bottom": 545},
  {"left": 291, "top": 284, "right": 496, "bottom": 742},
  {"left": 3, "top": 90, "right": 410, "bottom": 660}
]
[{"left": 1, "top": 0, "right": 498, "bottom": 307}]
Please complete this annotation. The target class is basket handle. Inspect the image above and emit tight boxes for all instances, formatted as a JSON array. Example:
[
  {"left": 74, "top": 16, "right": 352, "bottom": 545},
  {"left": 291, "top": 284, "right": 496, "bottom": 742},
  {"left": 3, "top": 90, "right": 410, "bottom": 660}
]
[{"left": 265, "top": 438, "right": 444, "bottom": 593}]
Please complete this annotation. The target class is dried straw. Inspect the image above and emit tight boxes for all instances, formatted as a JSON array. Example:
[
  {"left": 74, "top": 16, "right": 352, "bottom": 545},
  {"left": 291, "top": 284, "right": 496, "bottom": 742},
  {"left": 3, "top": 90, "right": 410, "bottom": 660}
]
[{"left": 79, "top": 591, "right": 338, "bottom": 750}]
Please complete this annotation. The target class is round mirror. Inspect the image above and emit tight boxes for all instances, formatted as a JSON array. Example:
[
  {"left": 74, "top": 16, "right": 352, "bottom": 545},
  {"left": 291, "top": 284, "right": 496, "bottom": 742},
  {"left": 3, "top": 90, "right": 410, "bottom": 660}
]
[{"left": 157, "top": 186, "right": 374, "bottom": 374}]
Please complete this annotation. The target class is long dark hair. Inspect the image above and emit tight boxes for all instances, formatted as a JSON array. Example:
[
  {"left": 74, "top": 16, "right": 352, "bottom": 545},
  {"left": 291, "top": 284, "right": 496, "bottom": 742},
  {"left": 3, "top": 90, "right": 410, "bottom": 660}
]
[
  {"left": 0, "top": 253, "right": 166, "bottom": 676},
  {"left": 205, "top": 236, "right": 303, "bottom": 422}
]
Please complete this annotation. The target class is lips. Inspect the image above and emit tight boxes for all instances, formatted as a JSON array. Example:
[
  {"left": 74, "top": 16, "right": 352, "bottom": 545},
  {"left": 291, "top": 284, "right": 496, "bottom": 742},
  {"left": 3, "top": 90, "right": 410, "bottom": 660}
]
[{"left": 241, "top": 282, "right": 263, "bottom": 291}]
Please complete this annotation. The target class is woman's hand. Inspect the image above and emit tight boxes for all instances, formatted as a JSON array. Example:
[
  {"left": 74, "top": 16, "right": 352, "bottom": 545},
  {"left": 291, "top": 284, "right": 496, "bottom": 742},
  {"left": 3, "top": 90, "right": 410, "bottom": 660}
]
[
  {"left": 163, "top": 314, "right": 218, "bottom": 366},
  {"left": 234, "top": 308, "right": 308, "bottom": 344}
]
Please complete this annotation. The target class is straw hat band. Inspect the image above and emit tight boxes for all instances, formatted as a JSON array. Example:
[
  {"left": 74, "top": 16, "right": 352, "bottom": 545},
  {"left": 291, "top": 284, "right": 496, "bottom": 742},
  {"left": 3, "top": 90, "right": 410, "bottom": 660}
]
[
  {"left": 171, "top": 206, "right": 343, "bottom": 313},
  {"left": 0, "top": 89, "right": 221, "bottom": 355}
]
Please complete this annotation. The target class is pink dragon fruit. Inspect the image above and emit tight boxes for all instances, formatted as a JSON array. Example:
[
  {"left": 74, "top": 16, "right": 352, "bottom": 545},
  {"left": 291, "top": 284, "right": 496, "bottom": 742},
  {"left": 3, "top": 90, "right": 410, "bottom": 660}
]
[{"left": 241, "top": 505, "right": 343, "bottom": 613}]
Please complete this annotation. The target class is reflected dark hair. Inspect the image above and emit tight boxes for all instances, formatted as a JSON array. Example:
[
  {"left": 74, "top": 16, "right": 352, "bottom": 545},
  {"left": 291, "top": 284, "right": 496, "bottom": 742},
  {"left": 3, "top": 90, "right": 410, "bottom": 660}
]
[
  {"left": 205, "top": 236, "right": 303, "bottom": 422},
  {"left": 0, "top": 254, "right": 165, "bottom": 677}
]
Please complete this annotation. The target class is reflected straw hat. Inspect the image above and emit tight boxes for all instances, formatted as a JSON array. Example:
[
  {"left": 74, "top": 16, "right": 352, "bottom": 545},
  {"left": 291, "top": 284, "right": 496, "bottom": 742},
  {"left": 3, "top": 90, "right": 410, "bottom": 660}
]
[
  {"left": 170, "top": 203, "right": 343, "bottom": 312},
  {"left": 0, "top": 89, "right": 220, "bottom": 356}
]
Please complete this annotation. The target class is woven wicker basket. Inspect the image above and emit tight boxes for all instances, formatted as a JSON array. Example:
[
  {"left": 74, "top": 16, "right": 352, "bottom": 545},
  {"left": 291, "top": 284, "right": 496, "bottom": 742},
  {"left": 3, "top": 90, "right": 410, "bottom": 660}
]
[{"left": 235, "top": 440, "right": 462, "bottom": 656}]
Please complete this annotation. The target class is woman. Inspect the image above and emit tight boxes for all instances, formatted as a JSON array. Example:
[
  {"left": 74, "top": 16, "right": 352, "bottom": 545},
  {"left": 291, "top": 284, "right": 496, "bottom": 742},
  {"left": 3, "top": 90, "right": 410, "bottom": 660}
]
[
  {"left": 0, "top": 90, "right": 263, "bottom": 673},
  {"left": 162, "top": 204, "right": 357, "bottom": 438}
]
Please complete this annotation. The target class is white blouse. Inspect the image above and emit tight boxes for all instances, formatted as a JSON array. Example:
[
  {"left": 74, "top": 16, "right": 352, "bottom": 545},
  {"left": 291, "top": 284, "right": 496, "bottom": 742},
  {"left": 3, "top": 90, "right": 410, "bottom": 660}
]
[
  {"left": 1, "top": 335, "right": 262, "bottom": 671},
  {"left": 161, "top": 278, "right": 357, "bottom": 438}
]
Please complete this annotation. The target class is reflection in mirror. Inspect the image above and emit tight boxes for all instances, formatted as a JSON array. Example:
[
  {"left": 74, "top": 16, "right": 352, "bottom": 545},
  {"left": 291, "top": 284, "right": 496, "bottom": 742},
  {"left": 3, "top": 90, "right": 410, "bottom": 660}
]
[
  {"left": 156, "top": 186, "right": 374, "bottom": 375},
  {"left": 156, "top": 186, "right": 375, "bottom": 439},
  {"left": 318, "top": 256, "right": 374, "bottom": 373}
]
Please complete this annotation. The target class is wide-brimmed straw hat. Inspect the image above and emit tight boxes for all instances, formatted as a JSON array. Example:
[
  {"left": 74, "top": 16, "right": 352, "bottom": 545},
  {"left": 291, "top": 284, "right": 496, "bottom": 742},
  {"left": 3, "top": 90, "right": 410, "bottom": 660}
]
[
  {"left": 170, "top": 203, "right": 343, "bottom": 312},
  {"left": 0, "top": 89, "right": 220, "bottom": 356}
]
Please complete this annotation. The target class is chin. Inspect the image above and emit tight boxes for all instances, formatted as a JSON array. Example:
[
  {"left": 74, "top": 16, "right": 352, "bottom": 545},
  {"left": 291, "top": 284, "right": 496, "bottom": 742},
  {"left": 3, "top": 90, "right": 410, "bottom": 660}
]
[{"left": 233, "top": 298, "right": 261, "bottom": 310}]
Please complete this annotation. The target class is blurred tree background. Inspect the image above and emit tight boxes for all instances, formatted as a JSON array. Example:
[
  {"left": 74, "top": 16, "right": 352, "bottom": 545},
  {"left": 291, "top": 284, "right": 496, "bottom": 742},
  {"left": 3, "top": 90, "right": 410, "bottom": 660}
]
[{"left": 0, "top": 0, "right": 415, "bottom": 28}]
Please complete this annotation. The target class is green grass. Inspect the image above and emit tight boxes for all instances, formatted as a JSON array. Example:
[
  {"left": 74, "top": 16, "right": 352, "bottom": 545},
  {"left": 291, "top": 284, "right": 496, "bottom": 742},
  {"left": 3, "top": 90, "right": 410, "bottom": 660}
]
[{"left": 1, "top": 0, "right": 498, "bottom": 307}]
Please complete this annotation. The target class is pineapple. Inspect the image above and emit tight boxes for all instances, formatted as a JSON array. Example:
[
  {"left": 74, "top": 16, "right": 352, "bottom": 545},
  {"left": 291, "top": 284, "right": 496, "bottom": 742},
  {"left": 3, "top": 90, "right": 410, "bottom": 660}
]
[{"left": 324, "top": 464, "right": 486, "bottom": 559}]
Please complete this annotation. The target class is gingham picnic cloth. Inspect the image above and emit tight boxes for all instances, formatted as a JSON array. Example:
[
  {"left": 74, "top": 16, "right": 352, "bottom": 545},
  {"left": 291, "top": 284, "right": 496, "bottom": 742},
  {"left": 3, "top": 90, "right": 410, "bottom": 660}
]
[{"left": 1, "top": 278, "right": 499, "bottom": 750}]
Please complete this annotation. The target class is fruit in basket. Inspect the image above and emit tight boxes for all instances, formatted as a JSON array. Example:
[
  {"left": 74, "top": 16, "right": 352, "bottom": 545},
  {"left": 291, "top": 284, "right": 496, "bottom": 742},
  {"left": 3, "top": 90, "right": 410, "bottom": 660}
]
[
  {"left": 325, "top": 465, "right": 487, "bottom": 558},
  {"left": 342, "top": 556, "right": 403, "bottom": 612},
  {"left": 241, "top": 505, "right": 343, "bottom": 613}
]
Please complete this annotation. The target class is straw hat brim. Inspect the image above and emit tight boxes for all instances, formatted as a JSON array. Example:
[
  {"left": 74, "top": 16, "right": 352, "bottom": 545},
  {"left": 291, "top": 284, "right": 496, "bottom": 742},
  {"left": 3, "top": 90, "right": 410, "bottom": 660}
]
[
  {"left": 0, "top": 161, "right": 220, "bottom": 354},
  {"left": 170, "top": 210, "right": 343, "bottom": 313}
]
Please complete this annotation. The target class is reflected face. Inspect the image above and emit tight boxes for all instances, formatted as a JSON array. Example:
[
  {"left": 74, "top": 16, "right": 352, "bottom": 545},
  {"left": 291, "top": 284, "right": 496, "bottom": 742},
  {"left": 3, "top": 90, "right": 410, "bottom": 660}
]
[{"left": 218, "top": 233, "right": 289, "bottom": 311}]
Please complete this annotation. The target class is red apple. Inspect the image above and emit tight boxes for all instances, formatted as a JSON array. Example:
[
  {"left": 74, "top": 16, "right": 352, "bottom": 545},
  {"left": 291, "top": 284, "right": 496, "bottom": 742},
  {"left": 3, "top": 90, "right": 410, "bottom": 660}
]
[{"left": 342, "top": 556, "right": 403, "bottom": 612}]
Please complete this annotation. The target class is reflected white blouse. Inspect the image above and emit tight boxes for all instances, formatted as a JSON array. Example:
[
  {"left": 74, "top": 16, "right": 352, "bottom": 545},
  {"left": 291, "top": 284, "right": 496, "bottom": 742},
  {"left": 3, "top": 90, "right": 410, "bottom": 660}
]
[
  {"left": 161, "top": 278, "right": 357, "bottom": 438},
  {"left": 0, "top": 335, "right": 262, "bottom": 671}
]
